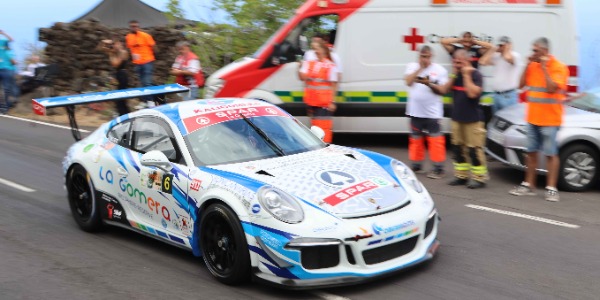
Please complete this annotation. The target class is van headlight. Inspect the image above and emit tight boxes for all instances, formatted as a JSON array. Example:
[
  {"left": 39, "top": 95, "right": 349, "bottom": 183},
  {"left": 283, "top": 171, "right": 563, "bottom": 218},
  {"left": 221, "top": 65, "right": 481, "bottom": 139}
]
[
  {"left": 204, "top": 78, "right": 225, "bottom": 98},
  {"left": 391, "top": 160, "right": 424, "bottom": 193},
  {"left": 258, "top": 186, "right": 304, "bottom": 224}
]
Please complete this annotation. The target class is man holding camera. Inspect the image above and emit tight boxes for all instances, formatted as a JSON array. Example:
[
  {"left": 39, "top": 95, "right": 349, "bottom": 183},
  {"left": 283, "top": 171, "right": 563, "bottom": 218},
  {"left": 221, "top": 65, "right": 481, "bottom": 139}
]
[
  {"left": 404, "top": 45, "right": 448, "bottom": 179},
  {"left": 99, "top": 36, "right": 130, "bottom": 116},
  {"left": 509, "top": 37, "right": 569, "bottom": 202}
]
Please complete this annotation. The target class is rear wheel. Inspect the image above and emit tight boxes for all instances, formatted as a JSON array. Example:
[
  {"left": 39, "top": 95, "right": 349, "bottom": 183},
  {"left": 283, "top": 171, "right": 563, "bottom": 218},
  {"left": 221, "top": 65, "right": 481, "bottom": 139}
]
[
  {"left": 558, "top": 144, "right": 599, "bottom": 192},
  {"left": 67, "top": 165, "right": 103, "bottom": 232},
  {"left": 200, "top": 203, "right": 251, "bottom": 285}
]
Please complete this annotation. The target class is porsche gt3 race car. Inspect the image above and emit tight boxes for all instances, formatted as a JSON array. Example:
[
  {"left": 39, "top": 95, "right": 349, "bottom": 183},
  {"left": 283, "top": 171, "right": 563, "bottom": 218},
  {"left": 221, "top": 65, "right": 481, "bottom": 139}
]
[{"left": 39, "top": 86, "right": 440, "bottom": 288}]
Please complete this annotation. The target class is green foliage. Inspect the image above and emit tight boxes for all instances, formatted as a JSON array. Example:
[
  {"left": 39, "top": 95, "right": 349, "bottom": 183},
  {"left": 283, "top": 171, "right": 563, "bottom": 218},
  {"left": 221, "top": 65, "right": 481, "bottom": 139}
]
[{"left": 166, "top": 0, "right": 185, "bottom": 23}]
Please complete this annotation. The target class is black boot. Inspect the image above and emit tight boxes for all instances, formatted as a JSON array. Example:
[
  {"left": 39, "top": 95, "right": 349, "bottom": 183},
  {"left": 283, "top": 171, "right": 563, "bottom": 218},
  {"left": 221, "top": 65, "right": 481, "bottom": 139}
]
[
  {"left": 448, "top": 177, "right": 468, "bottom": 186},
  {"left": 467, "top": 179, "right": 486, "bottom": 189}
]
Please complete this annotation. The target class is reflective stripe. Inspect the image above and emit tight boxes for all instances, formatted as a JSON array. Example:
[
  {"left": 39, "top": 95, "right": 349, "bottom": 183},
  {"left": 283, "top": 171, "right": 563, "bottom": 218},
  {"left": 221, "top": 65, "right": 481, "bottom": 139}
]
[
  {"left": 528, "top": 97, "right": 559, "bottom": 104},
  {"left": 471, "top": 165, "right": 488, "bottom": 175},
  {"left": 453, "top": 86, "right": 466, "bottom": 91},
  {"left": 453, "top": 162, "right": 470, "bottom": 171},
  {"left": 526, "top": 86, "right": 549, "bottom": 92},
  {"left": 306, "top": 85, "right": 332, "bottom": 90},
  {"left": 308, "top": 78, "right": 332, "bottom": 83}
]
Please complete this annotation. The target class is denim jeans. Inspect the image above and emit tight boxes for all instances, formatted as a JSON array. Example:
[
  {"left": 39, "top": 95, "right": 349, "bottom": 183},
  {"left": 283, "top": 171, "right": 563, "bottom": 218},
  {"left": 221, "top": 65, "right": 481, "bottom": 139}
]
[
  {"left": 526, "top": 123, "right": 560, "bottom": 156},
  {"left": 0, "top": 68, "right": 14, "bottom": 111},
  {"left": 135, "top": 62, "right": 154, "bottom": 103},
  {"left": 492, "top": 89, "right": 518, "bottom": 114}
]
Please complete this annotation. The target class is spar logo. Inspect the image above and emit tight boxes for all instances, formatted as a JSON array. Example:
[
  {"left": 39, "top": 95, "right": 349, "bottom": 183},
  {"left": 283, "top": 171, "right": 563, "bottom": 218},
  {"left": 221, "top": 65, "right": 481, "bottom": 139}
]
[
  {"left": 372, "top": 220, "right": 416, "bottom": 235},
  {"left": 196, "top": 117, "right": 211, "bottom": 125},
  {"left": 119, "top": 178, "right": 171, "bottom": 221}
]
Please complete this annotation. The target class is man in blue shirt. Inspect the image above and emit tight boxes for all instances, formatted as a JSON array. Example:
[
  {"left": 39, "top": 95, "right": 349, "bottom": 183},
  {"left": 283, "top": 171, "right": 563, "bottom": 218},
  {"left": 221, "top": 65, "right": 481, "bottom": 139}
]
[{"left": 0, "top": 30, "right": 17, "bottom": 114}]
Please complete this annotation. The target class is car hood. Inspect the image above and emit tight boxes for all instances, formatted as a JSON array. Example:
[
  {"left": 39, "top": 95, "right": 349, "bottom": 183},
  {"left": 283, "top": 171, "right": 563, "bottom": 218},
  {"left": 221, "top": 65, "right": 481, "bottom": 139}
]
[
  {"left": 208, "top": 145, "right": 409, "bottom": 218},
  {"left": 495, "top": 103, "right": 600, "bottom": 128}
]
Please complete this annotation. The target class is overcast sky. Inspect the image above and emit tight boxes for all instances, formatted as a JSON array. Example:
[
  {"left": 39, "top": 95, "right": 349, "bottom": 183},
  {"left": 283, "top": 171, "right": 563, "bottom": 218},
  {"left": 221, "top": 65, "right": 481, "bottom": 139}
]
[{"left": 1, "top": 0, "right": 225, "bottom": 63}]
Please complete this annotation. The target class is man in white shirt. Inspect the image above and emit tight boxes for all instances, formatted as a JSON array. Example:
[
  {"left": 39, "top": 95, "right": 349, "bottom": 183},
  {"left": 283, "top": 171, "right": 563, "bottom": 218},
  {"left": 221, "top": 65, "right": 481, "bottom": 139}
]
[
  {"left": 404, "top": 45, "right": 449, "bottom": 179},
  {"left": 480, "top": 36, "right": 522, "bottom": 113}
]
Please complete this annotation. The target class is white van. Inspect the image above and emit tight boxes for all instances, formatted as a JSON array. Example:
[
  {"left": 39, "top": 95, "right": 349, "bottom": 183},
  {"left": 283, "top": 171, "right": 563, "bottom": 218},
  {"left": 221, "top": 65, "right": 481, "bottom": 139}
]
[{"left": 204, "top": 0, "right": 578, "bottom": 133}]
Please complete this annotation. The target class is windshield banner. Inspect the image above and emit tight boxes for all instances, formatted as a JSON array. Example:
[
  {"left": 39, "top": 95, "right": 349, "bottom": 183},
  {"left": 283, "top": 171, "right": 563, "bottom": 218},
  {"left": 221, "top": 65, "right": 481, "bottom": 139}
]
[
  {"left": 182, "top": 103, "right": 289, "bottom": 134},
  {"left": 32, "top": 84, "right": 189, "bottom": 115}
]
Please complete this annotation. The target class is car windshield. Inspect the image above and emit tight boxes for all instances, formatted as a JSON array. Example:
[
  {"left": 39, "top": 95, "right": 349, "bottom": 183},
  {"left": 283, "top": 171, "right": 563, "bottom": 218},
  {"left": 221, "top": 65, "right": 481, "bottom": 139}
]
[
  {"left": 569, "top": 88, "right": 600, "bottom": 113},
  {"left": 185, "top": 116, "right": 325, "bottom": 165}
]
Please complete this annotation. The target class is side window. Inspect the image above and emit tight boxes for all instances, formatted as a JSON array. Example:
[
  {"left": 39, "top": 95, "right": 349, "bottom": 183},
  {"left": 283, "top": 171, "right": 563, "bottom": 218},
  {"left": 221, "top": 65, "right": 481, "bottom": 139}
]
[
  {"left": 270, "top": 14, "right": 339, "bottom": 66},
  {"left": 107, "top": 121, "right": 132, "bottom": 148},
  {"left": 131, "top": 118, "right": 183, "bottom": 164}
]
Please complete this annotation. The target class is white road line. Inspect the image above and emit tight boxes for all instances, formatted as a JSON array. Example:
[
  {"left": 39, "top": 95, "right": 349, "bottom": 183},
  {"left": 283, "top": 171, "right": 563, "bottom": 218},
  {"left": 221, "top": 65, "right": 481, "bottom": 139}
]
[
  {"left": 0, "top": 114, "right": 90, "bottom": 132},
  {"left": 311, "top": 291, "right": 352, "bottom": 300},
  {"left": 465, "top": 204, "right": 580, "bottom": 229},
  {"left": 0, "top": 177, "right": 36, "bottom": 193}
]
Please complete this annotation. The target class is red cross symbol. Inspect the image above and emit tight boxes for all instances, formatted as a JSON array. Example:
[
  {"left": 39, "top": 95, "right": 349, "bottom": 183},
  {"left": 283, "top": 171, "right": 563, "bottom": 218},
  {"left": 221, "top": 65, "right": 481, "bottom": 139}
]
[{"left": 403, "top": 28, "right": 424, "bottom": 51}]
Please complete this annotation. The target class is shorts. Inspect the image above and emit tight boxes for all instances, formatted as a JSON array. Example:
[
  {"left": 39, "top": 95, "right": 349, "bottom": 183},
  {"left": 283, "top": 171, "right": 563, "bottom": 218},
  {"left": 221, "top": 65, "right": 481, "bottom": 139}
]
[{"left": 526, "top": 123, "right": 560, "bottom": 156}]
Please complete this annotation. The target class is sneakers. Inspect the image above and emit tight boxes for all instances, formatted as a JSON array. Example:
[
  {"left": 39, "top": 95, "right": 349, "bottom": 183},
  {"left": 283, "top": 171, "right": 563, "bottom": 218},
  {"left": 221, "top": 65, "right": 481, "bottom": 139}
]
[
  {"left": 467, "top": 179, "right": 486, "bottom": 189},
  {"left": 411, "top": 164, "right": 425, "bottom": 174},
  {"left": 448, "top": 177, "right": 468, "bottom": 186},
  {"left": 509, "top": 182, "right": 537, "bottom": 196},
  {"left": 427, "top": 169, "right": 445, "bottom": 179},
  {"left": 545, "top": 187, "right": 560, "bottom": 202}
]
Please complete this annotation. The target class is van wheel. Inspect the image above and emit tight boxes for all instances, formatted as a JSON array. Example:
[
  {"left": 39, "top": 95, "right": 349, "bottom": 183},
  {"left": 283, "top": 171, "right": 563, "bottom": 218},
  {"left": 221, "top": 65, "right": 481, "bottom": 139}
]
[
  {"left": 558, "top": 144, "right": 599, "bottom": 192},
  {"left": 67, "top": 165, "right": 103, "bottom": 232},
  {"left": 200, "top": 203, "right": 251, "bottom": 285}
]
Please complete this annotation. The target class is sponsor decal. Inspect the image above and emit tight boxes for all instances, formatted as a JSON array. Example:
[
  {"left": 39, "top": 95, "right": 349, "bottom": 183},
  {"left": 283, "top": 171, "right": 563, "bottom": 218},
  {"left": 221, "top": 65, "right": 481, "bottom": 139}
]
[
  {"left": 140, "top": 170, "right": 173, "bottom": 194},
  {"left": 106, "top": 203, "right": 123, "bottom": 220},
  {"left": 312, "top": 224, "right": 338, "bottom": 233},
  {"left": 322, "top": 178, "right": 389, "bottom": 206},
  {"left": 190, "top": 179, "right": 202, "bottom": 191},
  {"left": 83, "top": 144, "right": 95, "bottom": 153},
  {"left": 179, "top": 216, "right": 191, "bottom": 236},
  {"left": 260, "top": 230, "right": 282, "bottom": 249},
  {"left": 251, "top": 204, "right": 261, "bottom": 214},
  {"left": 107, "top": 203, "right": 114, "bottom": 219},
  {"left": 119, "top": 178, "right": 171, "bottom": 221},
  {"left": 99, "top": 167, "right": 114, "bottom": 184},
  {"left": 182, "top": 106, "right": 289, "bottom": 133},
  {"left": 316, "top": 170, "right": 357, "bottom": 187},
  {"left": 372, "top": 220, "right": 416, "bottom": 236},
  {"left": 161, "top": 219, "right": 168, "bottom": 229}
]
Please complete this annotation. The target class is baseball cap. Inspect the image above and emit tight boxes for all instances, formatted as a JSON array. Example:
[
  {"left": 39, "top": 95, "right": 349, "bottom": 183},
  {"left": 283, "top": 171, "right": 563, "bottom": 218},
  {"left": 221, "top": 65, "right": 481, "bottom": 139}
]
[{"left": 498, "top": 36, "right": 511, "bottom": 45}]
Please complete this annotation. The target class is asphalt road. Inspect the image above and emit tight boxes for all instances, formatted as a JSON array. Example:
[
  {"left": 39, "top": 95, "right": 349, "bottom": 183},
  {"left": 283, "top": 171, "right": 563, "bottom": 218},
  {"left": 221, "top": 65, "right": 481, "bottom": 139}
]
[{"left": 1, "top": 115, "right": 599, "bottom": 300}]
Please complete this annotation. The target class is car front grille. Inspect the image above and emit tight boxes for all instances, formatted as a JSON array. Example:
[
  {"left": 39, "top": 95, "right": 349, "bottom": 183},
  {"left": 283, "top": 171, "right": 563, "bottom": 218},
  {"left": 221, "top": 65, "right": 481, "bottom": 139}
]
[
  {"left": 300, "top": 245, "right": 340, "bottom": 269},
  {"left": 362, "top": 235, "right": 419, "bottom": 265},
  {"left": 486, "top": 138, "right": 507, "bottom": 161},
  {"left": 424, "top": 213, "right": 436, "bottom": 239}
]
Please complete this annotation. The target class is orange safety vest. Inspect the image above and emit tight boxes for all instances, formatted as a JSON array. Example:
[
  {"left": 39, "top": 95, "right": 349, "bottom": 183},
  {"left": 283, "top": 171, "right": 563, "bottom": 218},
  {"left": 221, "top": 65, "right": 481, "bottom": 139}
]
[
  {"left": 525, "top": 55, "right": 569, "bottom": 126},
  {"left": 304, "top": 59, "right": 335, "bottom": 107}
]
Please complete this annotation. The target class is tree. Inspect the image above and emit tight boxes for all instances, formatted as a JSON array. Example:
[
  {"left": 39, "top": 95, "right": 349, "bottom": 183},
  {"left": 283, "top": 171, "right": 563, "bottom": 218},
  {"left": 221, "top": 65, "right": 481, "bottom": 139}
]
[{"left": 166, "top": 0, "right": 185, "bottom": 24}]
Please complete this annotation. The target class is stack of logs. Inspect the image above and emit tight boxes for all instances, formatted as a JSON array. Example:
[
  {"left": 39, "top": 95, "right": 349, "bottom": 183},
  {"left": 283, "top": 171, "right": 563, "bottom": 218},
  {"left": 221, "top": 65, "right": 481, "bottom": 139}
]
[{"left": 39, "top": 19, "right": 187, "bottom": 95}]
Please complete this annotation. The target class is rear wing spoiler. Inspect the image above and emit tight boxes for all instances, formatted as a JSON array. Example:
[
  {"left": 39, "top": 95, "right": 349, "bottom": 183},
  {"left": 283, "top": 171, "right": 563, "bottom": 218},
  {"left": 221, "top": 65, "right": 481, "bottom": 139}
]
[
  {"left": 32, "top": 83, "right": 189, "bottom": 116},
  {"left": 32, "top": 84, "right": 189, "bottom": 141}
]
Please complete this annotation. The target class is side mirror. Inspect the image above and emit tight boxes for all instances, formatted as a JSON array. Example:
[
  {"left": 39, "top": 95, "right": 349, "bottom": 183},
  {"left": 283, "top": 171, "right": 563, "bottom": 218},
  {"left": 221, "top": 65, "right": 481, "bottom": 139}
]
[
  {"left": 141, "top": 150, "right": 173, "bottom": 173},
  {"left": 310, "top": 126, "right": 326, "bottom": 141}
]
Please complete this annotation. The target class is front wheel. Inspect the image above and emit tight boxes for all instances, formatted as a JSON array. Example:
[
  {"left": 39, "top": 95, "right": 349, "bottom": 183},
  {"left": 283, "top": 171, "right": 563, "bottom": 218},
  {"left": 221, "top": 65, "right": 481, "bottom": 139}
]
[
  {"left": 200, "top": 203, "right": 251, "bottom": 285},
  {"left": 558, "top": 144, "right": 599, "bottom": 192},
  {"left": 67, "top": 165, "right": 103, "bottom": 232}
]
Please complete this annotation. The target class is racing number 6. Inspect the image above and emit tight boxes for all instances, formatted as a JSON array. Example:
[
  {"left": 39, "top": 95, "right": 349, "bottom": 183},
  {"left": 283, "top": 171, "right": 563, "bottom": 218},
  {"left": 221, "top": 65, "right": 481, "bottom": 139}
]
[{"left": 162, "top": 174, "right": 173, "bottom": 194}]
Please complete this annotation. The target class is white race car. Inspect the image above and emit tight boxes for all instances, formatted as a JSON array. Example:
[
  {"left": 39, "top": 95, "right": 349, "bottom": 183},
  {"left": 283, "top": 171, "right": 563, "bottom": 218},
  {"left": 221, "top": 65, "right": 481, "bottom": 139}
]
[{"left": 50, "top": 90, "right": 439, "bottom": 288}]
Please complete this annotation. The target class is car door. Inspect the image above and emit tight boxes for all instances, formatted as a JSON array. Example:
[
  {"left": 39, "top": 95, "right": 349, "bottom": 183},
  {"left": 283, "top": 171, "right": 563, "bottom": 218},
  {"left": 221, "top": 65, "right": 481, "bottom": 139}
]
[{"left": 128, "top": 116, "right": 192, "bottom": 241}]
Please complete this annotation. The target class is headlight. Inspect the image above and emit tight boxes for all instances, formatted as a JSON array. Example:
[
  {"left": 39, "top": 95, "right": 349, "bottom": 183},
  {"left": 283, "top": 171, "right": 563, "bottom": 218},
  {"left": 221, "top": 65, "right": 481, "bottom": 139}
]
[
  {"left": 391, "top": 160, "right": 424, "bottom": 193},
  {"left": 258, "top": 186, "right": 304, "bottom": 224},
  {"left": 204, "top": 78, "right": 225, "bottom": 98}
]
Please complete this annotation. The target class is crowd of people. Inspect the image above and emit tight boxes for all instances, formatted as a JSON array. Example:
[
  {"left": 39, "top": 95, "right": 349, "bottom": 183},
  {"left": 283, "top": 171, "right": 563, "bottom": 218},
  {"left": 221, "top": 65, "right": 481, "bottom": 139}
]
[
  {"left": 0, "top": 20, "right": 206, "bottom": 116},
  {"left": 298, "top": 31, "right": 569, "bottom": 202}
]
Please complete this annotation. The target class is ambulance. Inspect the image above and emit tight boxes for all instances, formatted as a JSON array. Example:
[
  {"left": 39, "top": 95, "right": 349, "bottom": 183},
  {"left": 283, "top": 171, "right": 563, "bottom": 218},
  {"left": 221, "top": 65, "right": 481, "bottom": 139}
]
[{"left": 204, "top": 0, "right": 579, "bottom": 133}]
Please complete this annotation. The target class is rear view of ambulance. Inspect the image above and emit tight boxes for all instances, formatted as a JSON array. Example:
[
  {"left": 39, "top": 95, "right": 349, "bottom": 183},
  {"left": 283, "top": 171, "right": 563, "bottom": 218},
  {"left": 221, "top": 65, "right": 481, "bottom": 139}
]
[{"left": 205, "top": 0, "right": 577, "bottom": 133}]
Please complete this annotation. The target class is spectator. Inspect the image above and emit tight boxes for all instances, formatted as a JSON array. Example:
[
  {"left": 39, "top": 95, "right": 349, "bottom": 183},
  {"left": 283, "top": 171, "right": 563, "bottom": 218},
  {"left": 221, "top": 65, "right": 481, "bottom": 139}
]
[
  {"left": 431, "top": 49, "right": 488, "bottom": 189},
  {"left": 0, "top": 30, "right": 17, "bottom": 114},
  {"left": 170, "top": 41, "right": 204, "bottom": 100},
  {"left": 98, "top": 36, "right": 130, "bottom": 116},
  {"left": 441, "top": 32, "right": 495, "bottom": 69},
  {"left": 299, "top": 40, "right": 339, "bottom": 143},
  {"left": 509, "top": 37, "right": 569, "bottom": 202},
  {"left": 126, "top": 20, "right": 156, "bottom": 108},
  {"left": 19, "top": 55, "right": 45, "bottom": 78},
  {"left": 404, "top": 45, "right": 448, "bottom": 179},
  {"left": 301, "top": 34, "right": 343, "bottom": 80},
  {"left": 480, "top": 36, "right": 523, "bottom": 113}
]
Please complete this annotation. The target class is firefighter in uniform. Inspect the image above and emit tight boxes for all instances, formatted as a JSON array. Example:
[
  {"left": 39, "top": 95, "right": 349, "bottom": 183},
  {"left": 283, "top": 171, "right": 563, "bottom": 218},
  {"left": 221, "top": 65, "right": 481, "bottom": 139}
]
[
  {"left": 429, "top": 48, "right": 488, "bottom": 188},
  {"left": 299, "top": 40, "right": 339, "bottom": 143},
  {"left": 404, "top": 45, "right": 448, "bottom": 178}
]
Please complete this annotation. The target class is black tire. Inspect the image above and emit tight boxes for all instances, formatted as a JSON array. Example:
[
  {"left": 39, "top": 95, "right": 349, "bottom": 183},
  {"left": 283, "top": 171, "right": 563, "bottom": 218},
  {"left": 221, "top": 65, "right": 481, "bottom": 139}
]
[
  {"left": 66, "top": 165, "right": 103, "bottom": 232},
  {"left": 200, "top": 203, "right": 251, "bottom": 285},
  {"left": 558, "top": 144, "right": 600, "bottom": 192}
]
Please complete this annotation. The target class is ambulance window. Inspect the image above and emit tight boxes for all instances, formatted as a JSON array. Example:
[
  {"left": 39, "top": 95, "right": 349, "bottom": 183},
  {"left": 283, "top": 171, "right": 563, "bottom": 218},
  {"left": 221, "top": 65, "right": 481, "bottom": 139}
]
[{"left": 270, "top": 14, "right": 339, "bottom": 66}]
